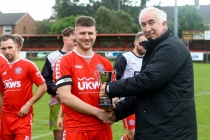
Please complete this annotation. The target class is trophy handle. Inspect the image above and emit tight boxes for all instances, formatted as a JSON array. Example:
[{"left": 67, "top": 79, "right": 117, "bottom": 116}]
[{"left": 111, "top": 70, "right": 117, "bottom": 82}]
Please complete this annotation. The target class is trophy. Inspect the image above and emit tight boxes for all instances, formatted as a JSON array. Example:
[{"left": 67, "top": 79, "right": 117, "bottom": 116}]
[{"left": 95, "top": 70, "right": 116, "bottom": 107}]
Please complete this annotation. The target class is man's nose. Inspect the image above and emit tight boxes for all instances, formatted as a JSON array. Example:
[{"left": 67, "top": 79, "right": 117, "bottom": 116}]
[
  {"left": 144, "top": 24, "right": 151, "bottom": 32},
  {"left": 84, "top": 33, "right": 90, "bottom": 39}
]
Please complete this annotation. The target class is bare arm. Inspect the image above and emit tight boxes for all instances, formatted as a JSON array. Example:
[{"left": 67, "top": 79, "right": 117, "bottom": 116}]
[
  {"left": 57, "top": 85, "right": 113, "bottom": 122},
  {"left": 0, "top": 92, "right": 3, "bottom": 97},
  {"left": 18, "top": 82, "right": 47, "bottom": 117}
]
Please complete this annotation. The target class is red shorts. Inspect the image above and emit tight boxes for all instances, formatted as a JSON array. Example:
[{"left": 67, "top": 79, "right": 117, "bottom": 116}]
[
  {"left": 63, "top": 126, "right": 112, "bottom": 140},
  {"left": 1, "top": 112, "right": 33, "bottom": 140},
  {"left": 122, "top": 114, "right": 136, "bottom": 130},
  {"left": 0, "top": 112, "right": 1, "bottom": 140}
]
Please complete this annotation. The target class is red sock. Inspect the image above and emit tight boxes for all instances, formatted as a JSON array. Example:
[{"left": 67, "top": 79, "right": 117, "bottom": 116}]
[{"left": 121, "top": 133, "right": 131, "bottom": 140}]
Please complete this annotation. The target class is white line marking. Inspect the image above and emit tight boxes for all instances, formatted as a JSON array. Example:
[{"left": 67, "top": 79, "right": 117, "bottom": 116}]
[
  {"left": 32, "top": 132, "right": 52, "bottom": 139},
  {"left": 195, "top": 92, "right": 210, "bottom": 97}
]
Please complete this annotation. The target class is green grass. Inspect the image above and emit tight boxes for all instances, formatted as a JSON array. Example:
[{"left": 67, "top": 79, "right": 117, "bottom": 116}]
[
  {"left": 193, "top": 63, "right": 210, "bottom": 140},
  {"left": 32, "top": 60, "right": 210, "bottom": 140}
]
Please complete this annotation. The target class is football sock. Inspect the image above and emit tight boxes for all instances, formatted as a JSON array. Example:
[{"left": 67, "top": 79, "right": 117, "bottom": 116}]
[{"left": 120, "top": 133, "right": 131, "bottom": 140}]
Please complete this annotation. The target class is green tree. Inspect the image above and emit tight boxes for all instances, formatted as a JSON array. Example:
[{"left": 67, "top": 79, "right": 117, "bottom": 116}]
[
  {"left": 49, "top": 16, "right": 79, "bottom": 34},
  {"left": 95, "top": 6, "right": 139, "bottom": 33},
  {"left": 35, "top": 20, "right": 53, "bottom": 34},
  {"left": 37, "top": 0, "right": 151, "bottom": 34},
  {"left": 54, "top": 0, "right": 76, "bottom": 19},
  {"left": 54, "top": 0, "right": 97, "bottom": 19},
  {"left": 179, "top": 5, "right": 208, "bottom": 30},
  {"left": 100, "top": 0, "right": 119, "bottom": 10},
  {"left": 54, "top": 0, "right": 149, "bottom": 20},
  {"left": 168, "top": 5, "right": 210, "bottom": 37}
]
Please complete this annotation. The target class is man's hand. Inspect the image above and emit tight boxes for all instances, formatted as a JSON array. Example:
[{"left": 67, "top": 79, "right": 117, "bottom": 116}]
[
  {"left": 57, "top": 115, "right": 64, "bottom": 130},
  {"left": 96, "top": 109, "right": 116, "bottom": 125},
  {"left": 102, "top": 104, "right": 115, "bottom": 112},
  {"left": 18, "top": 103, "right": 31, "bottom": 117},
  {"left": 112, "top": 97, "right": 120, "bottom": 104}
]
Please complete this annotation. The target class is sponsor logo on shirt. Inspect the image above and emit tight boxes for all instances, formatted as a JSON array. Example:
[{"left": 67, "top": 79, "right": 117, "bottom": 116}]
[
  {"left": 77, "top": 77, "right": 100, "bottom": 90},
  {"left": 3, "top": 79, "right": 21, "bottom": 89}
]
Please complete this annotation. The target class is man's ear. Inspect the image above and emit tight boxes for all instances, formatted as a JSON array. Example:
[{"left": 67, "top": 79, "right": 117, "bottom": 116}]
[
  {"left": 134, "top": 40, "right": 138, "bottom": 46},
  {"left": 162, "top": 21, "right": 167, "bottom": 30}
]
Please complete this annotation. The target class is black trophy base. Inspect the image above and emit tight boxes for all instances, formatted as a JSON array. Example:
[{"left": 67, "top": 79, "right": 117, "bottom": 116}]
[{"left": 98, "top": 97, "right": 113, "bottom": 107}]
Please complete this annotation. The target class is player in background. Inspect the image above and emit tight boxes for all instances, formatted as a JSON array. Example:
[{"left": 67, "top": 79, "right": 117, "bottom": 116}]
[
  {"left": 41, "top": 27, "right": 75, "bottom": 140},
  {"left": 56, "top": 39, "right": 77, "bottom": 132},
  {"left": 113, "top": 32, "right": 147, "bottom": 140},
  {"left": 0, "top": 48, "right": 8, "bottom": 140},
  {"left": 12, "top": 34, "right": 24, "bottom": 51},
  {"left": 0, "top": 34, "right": 47, "bottom": 140},
  {"left": 0, "top": 34, "right": 22, "bottom": 140},
  {"left": 54, "top": 16, "right": 113, "bottom": 140}
]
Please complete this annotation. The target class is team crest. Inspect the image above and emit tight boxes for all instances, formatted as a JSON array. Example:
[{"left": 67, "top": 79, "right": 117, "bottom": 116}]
[
  {"left": 96, "top": 63, "right": 104, "bottom": 72},
  {"left": 129, "top": 120, "right": 135, "bottom": 126},
  {"left": 15, "top": 67, "right": 22, "bottom": 74}
]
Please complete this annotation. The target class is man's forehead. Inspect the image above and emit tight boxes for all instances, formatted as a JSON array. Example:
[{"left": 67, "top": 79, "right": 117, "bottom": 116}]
[
  {"left": 1, "top": 38, "right": 14, "bottom": 42},
  {"left": 76, "top": 26, "right": 95, "bottom": 31},
  {"left": 141, "top": 17, "right": 155, "bottom": 23},
  {"left": 140, "top": 11, "right": 156, "bottom": 21},
  {"left": 0, "top": 39, "right": 16, "bottom": 47}
]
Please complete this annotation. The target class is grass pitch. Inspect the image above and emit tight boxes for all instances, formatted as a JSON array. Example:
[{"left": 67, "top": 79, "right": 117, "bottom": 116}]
[{"left": 32, "top": 60, "right": 210, "bottom": 140}]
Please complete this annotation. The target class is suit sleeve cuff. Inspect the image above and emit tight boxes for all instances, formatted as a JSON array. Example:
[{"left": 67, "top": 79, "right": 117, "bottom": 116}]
[{"left": 105, "top": 84, "right": 109, "bottom": 94}]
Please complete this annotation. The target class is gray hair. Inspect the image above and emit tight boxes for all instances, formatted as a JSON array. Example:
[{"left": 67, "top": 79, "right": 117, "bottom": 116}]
[{"left": 139, "top": 7, "right": 167, "bottom": 25}]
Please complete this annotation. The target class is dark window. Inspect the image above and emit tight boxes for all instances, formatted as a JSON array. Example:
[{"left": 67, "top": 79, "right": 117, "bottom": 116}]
[{"left": 23, "top": 26, "right": 26, "bottom": 34}]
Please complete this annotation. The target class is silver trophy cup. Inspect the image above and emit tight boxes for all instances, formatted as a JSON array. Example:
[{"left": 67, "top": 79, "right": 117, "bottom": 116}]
[{"left": 95, "top": 70, "right": 116, "bottom": 107}]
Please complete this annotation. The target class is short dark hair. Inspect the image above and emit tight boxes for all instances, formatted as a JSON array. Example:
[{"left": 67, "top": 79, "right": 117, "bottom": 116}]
[
  {"left": 0, "top": 34, "right": 16, "bottom": 46},
  {"left": 135, "top": 32, "right": 144, "bottom": 41},
  {"left": 12, "top": 34, "right": 24, "bottom": 49},
  {"left": 75, "top": 16, "right": 96, "bottom": 27},
  {"left": 62, "top": 27, "right": 75, "bottom": 37}
]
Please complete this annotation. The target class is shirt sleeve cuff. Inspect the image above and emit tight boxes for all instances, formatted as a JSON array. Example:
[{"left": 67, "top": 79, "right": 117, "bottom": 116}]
[{"left": 105, "top": 84, "right": 109, "bottom": 94}]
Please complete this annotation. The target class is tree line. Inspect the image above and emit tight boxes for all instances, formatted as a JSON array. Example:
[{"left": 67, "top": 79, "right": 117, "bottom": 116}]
[{"left": 35, "top": 0, "right": 210, "bottom": 38}]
